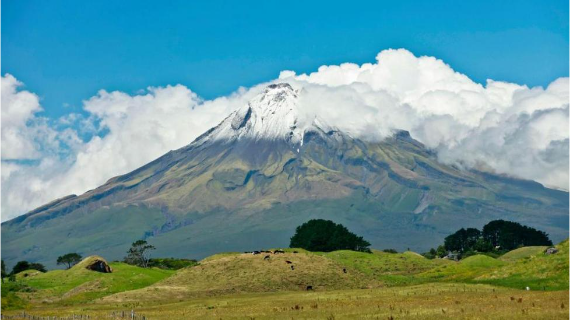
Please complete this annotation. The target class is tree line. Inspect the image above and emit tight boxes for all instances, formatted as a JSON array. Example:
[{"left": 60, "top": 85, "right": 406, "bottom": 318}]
[{"left": 423, "top": 219, "right": 552, "bottom": 259}]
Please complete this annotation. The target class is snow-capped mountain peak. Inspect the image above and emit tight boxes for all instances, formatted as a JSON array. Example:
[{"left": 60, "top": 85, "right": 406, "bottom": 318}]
[{"left": 198, "top": 83, "right": 330, "bottom": 147}]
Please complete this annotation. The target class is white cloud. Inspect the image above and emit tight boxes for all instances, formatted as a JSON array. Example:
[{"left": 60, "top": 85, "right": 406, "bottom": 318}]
[
  {"left": 1, "top": 74, "right": 44, "bottom": 159},
  {"left": 1, "top": 49, "right": 568, "bottom": 221},
  {"left": 281, "top": 49, "right": 569, "bottom": 190}
]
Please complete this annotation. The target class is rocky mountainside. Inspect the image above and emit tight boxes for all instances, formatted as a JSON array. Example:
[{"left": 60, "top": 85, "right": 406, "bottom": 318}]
[{"left": 2, "top": 83, "right": 568, "bottom": 268}]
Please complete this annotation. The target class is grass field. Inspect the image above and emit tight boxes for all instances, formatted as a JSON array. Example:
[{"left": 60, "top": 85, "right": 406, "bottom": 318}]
[
  {"left": 2, "top": 241, "right": 568, "bottom": 319},
  {"left": 2, "top": 284, "right": 568, "bottom": 319}
]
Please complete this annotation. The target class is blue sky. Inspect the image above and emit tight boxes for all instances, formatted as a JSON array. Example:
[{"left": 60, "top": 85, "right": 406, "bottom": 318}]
[{"left": 2, "top": 0, "right": 569, "bottom": 119}]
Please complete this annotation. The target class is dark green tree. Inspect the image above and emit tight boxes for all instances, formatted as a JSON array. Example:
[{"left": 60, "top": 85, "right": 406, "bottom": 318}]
[
  {"left": 1, "top": 260, "right": 6, "bottom": 282},
  {"left": 436, "top": 245, "right": 447, "bottom": 258},
  {"left": 10, "top": 261, "right": 47, "bottom": 274},
  {"left": 124, "top": 240, "right": 156, "bottom": 268},
  {"left": 482, "top": 220, "right": 552, "bottom": 251},
  {"left": 29, "top": 263, "right": 47, "bottom": 273},
  {"left": 57, "top": 253, "right": 83, "bottom": 269},
  {"left": 289, "top": 219, "right": 371, "bottom": 252},
  {"left": 444, "top": 228, "right": 481, "bottom": 253},
  {"left": 473, "top": 238, "right": 493, "bottom": 252},
  {"left": 11, "top": 261, "right": 30, "bottom": 275}
]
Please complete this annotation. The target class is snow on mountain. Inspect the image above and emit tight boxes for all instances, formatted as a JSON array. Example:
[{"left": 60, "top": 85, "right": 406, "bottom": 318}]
[{"left": 196, "top": 83, "right": 330, "bottom": 150}]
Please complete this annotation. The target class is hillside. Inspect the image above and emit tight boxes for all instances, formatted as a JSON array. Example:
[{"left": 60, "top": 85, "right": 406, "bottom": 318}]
[
  {"left": 2, "top": 244, "right": 568, "bottom": 318},
  {"left": 2, "top": 83, "right": 568, "bottom": 268},
  {"left": 102, "top": 250, "right": 381, "bottom": 303},
  {"left": 7, "top": 256, "right": 174, "bottom": 306},
  {"left": 317, "top": 249, "right": 451, "bottom": 286},
  {"left": 476, "top": 240, "right": 569, "bottom": 290}
]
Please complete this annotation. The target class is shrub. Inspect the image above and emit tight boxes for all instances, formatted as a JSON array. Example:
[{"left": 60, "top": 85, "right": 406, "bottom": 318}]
[{"left": 290, "top": 219, "right": 371, "bottom": 252}]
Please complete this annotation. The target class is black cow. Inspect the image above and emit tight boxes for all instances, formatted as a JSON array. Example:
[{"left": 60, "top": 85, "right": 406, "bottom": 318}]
[
  {"left": 291, "top": 265, "right": 295, "bottom": 270},
  {"left": 274, "top": 250, "right": 285, "bottom": 254},
  {"left": 306, "top": 285, "right": 313, "bottom": 291},
  {"left": 285, "top": 260, "right": 293, "bottom": 264},
  {"left": 343, "top": 268, "right": 347, "bottom": 273},
  {"left": 264, "top": 255, "right": 270, "bottom": 260}
]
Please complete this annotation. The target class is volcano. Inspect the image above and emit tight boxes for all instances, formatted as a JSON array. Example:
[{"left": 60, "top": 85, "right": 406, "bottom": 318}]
[{"left": 2, "top": 83, "right": 568, "bottom": 268}]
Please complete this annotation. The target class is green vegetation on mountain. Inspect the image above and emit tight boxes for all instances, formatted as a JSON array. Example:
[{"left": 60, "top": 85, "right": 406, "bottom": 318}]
[{"left": 2, "top": 125, "right": 567, "bottom": 269}]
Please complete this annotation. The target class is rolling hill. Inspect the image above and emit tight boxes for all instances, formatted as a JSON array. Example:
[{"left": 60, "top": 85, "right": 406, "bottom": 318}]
[{"left": 2, "top": 242, "right": 568, "bottom": 318}]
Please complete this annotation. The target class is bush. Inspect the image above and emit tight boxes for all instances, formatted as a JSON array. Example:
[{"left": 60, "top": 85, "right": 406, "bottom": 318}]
[
  {"left": 10, "top": 261, "right": 46, "bottom": 274},
  {"left": 290, "top": 219, "right": 371, "bottom": 252},
  {"left": 147, "top": 258, "right": 198, "bottom": 270}
]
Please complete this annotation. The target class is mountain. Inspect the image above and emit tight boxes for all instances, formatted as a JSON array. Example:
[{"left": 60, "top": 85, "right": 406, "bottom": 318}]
[{"left": 2, "top": 83, "right": 568, "bottom": 268}]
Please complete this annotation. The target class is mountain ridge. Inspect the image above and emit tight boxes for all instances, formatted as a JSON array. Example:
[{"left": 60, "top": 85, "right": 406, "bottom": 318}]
[{"left": 2, "top": 83, "right": 568, "bottom": 268}]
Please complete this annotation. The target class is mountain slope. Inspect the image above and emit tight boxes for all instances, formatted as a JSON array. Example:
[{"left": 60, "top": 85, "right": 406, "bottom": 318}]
[{"left": 2, "top": 83, "right": 568, "bottom": 268}]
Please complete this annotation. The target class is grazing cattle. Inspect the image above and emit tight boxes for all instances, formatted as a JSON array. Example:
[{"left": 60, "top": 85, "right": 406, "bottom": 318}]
[
  {"left": 264, "top": 255, "right": 270, "bottom": 260},
  {"left": 252, "top": 251, "right": 261, "bottom": 255},
  {"left": 306, "top": 285, "right": 313, "bottom": 291},
  {"left": 293, "top": 251, "right": 299, "bottom": 253},
  {"left": 291, "top": 265, "right": 295, "bottom": 270},
  {"left": 285, "top": 260, "right": 293, "bottom": 264},
  {"left": 274, "top": 250, "right": 285, "bottom": 254},
  {"left": 343, "top": 268, "right": 347, "bottom": 273}
]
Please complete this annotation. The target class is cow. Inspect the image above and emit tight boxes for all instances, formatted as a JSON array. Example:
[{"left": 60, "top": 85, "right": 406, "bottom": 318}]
[
  {"left": 252, "top": 251, "right": 261, "bottom": 255},
  {"left": 274, "top": 250, "right": 285, "bottom": 254},
  {"left": 291, "top": 265, "right": 295, "bottom": 270},
  {"left": 343, "top": 268, "right": 347, "bottom": 273},
  {"left": 306, "top": 285, "right": 313, "bottom": 291},
  {"left": 264, "top": 255, "right": 270, "bottom": 261},
  {"left": 293, "top": 251, "right": 299, "bottom": 254},
  {"left": 285, "top": 260, "right": 293, "bottom": 264}
]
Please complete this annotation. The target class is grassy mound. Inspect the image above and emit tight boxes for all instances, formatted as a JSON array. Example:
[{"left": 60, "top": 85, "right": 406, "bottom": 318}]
[
  {"left": 499, "top": 246, "right": 549, "bottom": 262},
  {"left": 12, "top": 256, "right": 174, "bottom": 305},
  {"left": 15, "top": 269, "right": 43, "bottom": 280},
  {"left": 418, "top": 254, "right": 506, "bottom": 282},
  {"left": 476, "top": 239, "right": 569, "bottom": 290},
  {"left": 318, "top": 249, "right": 450, "bottom": 286},
  {"left": 103, "top": 250, "right": 381, "bottom": 302}
]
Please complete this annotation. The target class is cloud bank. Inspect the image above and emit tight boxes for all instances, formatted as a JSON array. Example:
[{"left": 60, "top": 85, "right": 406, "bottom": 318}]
[{"left": 2, "top": 49, "right": 568, "bottom": 221}]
